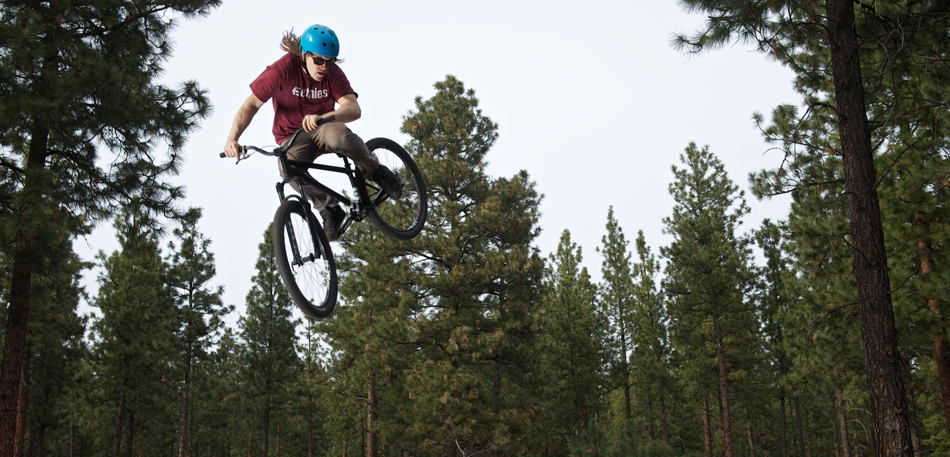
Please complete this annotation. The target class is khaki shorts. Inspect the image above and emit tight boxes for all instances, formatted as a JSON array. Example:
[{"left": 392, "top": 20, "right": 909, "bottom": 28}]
[{"left": 279, "top": 123, "right": 379, "bottom": 210}]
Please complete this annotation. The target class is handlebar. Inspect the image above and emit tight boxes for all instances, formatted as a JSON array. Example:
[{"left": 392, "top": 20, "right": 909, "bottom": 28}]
[{"left": 220, "top": 115, "right": 336, "bottom": 162}]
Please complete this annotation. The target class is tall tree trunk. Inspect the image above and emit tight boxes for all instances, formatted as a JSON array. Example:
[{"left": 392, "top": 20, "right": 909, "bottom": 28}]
[
  {"left": 744, "top": 406, "right": 756, "bottom": 457},
  {"left": 792, "top": 392, "right": 805, "bottom": 457},
  {"left": 702, "top": 397, "right": 713, "bottom": 457},
  {"left": 35, "top": 424, "right": 46, "bottom": 457},
  {"left": 125, "top": 412, "right": 135, "bottom": 457},
  {"left": 0, "top": 98, "right": 51, "bottom": 457},
  {"left": 836, "top": 389, "right": 852, "bottom": 457},
  {"left": 178, "top": 342, "right": 192, "bottom": 457},
  {"left": 113, "top": 389, "right": 126, "bottom": 457},
  {"left": 904, "top": 387, "right": 923, "bottom": 457},
  {"left": 712, "top": 312, "right": 735, "bottom": 457},
  {"left": 832, "top": 408, "right": 842, "bottom": 457},
  {"left": 780, "top": 391, "right": 788, "bottom": 457},
  {"left": 27, "top": 426, "right": 38, "bottom": 457},
  {"left": 916, "top": 213, "right": 950, "bottom": 437},
  {"left": 367, "top": 372, "right": 378, "bottom": 457},
  {"left": 14, "top": 357, "right": 30, "bottom": 457},
  {"left": 826, "top": 1, "right": 914, "bottom": 455},
  {"left": 2, "top": 241, "right": 33, "bottom": 457},
  {"left": 659, "top": 395, "right": 671, "bottom": 447}
]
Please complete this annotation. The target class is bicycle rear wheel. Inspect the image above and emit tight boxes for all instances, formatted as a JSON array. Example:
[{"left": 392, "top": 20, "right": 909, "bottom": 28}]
[
  {"left": 272, "top": 199, "right": 337, "bottom": 318},
  {"left": 365, "top": 137, "right": 427, "bottom": 241}
]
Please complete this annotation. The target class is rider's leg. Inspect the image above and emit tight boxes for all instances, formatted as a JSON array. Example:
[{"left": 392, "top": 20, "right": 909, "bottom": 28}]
[
  {"left": 309, "top": 124, "right": 379, "bottom": 174},
  {"left": 311, "top": 124, "right": 402, "bottom": 199},
  {"left": 279, "top": 135, "right": 336, "bottom": 211}
]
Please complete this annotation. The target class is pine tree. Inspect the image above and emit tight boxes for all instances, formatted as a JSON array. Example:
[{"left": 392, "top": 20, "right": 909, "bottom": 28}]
[
  {"left": 91, "top": 200, "right": 177, "bottom": 457},
  {"left": 661, "top": 143, "right": 754, "bottom": 457},
  {"left": 0, "top": 2, "right": 217, "bottom": 451},
  {"left": 752, "top": 220, "right": 794, "bottom": 457},
  {"left": 297, "top": 322, "right": 330, "bottom": 457},
  {"left": 237, "top": 225, "right": 300, "bottom": 457},
  {"left": 597, "top": 207, "right": 636, "bottom": 423},
  {"left": 166, "top": 208, "right": 231, "bottom": 457},
  {"left": 207, "top": 328, "right": 243, "bottom": 456},
  {"left": 628, "top": 230, "right": 672, "bottom": 448},
  {"left": 22, "top": 218, "right": 88, "bottom": 457},
  {"left": 319, "top": 76, "right": 544, "bottom": 455},
  {"left": 674, "top": 3, "right": 950, "bottom": 453},
  {"left": 540, "top": 230, "right": 606, "bottom": 449}
]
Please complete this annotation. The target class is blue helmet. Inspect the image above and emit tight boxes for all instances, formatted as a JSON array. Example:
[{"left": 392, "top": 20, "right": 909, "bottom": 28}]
[{"left": 300, "top": 24, "right": 339, "bottom": 58}]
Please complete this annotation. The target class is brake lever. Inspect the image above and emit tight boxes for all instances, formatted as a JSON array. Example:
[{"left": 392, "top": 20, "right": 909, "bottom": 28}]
[{"left": 219, "top": 147, "right": 249, "bottom": 164}]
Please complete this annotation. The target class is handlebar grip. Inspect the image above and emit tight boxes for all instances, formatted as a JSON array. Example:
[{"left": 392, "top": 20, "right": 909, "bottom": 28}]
[
  {"left": 220, "top": 145, "right": 245, "bottom": 158},
  {"left": 317, "top": 114, "right": 336, "bottom": 126}
]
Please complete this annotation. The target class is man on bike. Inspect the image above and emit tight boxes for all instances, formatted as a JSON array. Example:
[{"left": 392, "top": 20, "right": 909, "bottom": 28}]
[{"left": 223, "top": 24, "right": 402, "bottom": 241}]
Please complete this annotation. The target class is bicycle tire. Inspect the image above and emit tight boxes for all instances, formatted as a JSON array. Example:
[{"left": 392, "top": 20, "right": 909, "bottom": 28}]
[
  {"left": 364, "top": 137, "right": 428, "bottom": 241},
  {"left": 272, "top": 199, "right": 338, "bottom": 318}
]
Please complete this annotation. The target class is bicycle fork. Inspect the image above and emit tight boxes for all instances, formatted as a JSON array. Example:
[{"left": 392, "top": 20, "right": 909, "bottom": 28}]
[{"left": 276, "top": 181, "right": 325, "bottom": 266}]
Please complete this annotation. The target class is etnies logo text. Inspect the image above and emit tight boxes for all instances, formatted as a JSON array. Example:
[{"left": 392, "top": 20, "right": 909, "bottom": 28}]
[{"left": 292, "top": 87, "right": 328, "bottom": 99}]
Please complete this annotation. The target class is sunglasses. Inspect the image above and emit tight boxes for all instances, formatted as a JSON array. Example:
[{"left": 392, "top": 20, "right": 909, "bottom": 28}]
[{"left": 309, "top": 55, "right": 336, "bottom": 67}]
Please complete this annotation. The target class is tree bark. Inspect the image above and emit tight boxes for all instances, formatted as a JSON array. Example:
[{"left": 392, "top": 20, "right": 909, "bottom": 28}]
[
  {"left": 14, "top": 357, "right": 30, "bottom": 457},
  {"left": 826, "top": 1, "right": 914, "bottom": 455},
  {"left": 832, "top": 408, "right": 842, "bottom": 457},
  {"left": 780, "top": 391, "right": 788, "bottom": 457},
  {"left": 125, "top": 412, "right": 135, "bottom": 457},
  {"left": 792, "top": 392, "right": 805, "bottom": 457},
  {"left": 712, "top": 311, "right": 735, "bottom": 457},
  {"left": 915, "top": 212, "right": 950, "bottom": 437},
  {"left": 702, "top": 397, "right": 713, "bottom": 457},
  {"left": 113, "top": 389, "right": 126, "bottom": 457},
  {"left": 0, "top": 24, "right": 55, "bottom": 454},
  {"left": 744, "top": 406, "right": 756, "bottom": 457},
  {"left": 1, "top": 213, "right": 36, "bottom": 457}
]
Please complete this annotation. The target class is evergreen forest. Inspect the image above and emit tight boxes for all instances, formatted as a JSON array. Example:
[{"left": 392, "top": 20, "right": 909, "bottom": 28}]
[{"left": 2, "top": 1, "right": 950, "bottom": 457}]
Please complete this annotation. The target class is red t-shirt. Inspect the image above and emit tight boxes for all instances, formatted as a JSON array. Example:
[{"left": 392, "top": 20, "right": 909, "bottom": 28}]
[{"left": 249, "top": 53, "right": 358, "bottom": 144}]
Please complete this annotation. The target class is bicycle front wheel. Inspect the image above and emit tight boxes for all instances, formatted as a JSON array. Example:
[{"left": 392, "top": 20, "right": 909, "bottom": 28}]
[
  {"left": 272, "top": 199, "right": 337, "bottom": 319},
  {"left": 365, "top": 137, "right": 427, "bottom": 241}
]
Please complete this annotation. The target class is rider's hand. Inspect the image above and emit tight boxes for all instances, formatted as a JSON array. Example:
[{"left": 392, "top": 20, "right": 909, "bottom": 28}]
[
  {"left": 223, "top": 140, "right": 241, "bottom": 158},
  {"left": 302, "top": 114, "right": 326, "bottom": 132}
]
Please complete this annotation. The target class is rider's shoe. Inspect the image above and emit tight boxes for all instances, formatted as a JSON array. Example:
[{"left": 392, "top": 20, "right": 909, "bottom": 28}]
[
  {"left": 371, "top": 165, "right": 403, "bottom": 200},
  {"left": 319, "top": 205, "right": 346, "bottom": 241}
]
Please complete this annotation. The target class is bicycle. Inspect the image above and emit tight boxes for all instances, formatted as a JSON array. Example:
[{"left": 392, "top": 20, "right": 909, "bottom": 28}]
[{"left": 221, "top": 116, "right": 427, "bottom": 319}]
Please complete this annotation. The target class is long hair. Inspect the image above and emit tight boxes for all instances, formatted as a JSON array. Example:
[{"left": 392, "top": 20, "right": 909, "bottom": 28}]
[
  {"left": 280, "top": 30, "right": 302, "bottom": 56},
  {"left": 280, "top": 29, "right": 345, "bottom": 62}
]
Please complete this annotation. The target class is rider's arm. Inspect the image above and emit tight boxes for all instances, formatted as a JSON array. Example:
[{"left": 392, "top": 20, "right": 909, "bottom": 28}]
[
  {"left": 302, "top": 94, "right": 361, "bottom": 131},
  {"left": 223, "top": 94, "right": 265, "bottom": 157}
]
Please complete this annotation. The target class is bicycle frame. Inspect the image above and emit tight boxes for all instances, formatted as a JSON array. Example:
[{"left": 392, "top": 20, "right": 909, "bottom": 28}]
[{"left": 274, "top": 129, "right": 392, "bottom": 238}]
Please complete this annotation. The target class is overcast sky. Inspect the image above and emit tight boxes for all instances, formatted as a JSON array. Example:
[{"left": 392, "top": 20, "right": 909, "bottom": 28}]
[{"left": 75, "top": 0, "right": 800, "bottom": 325}]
